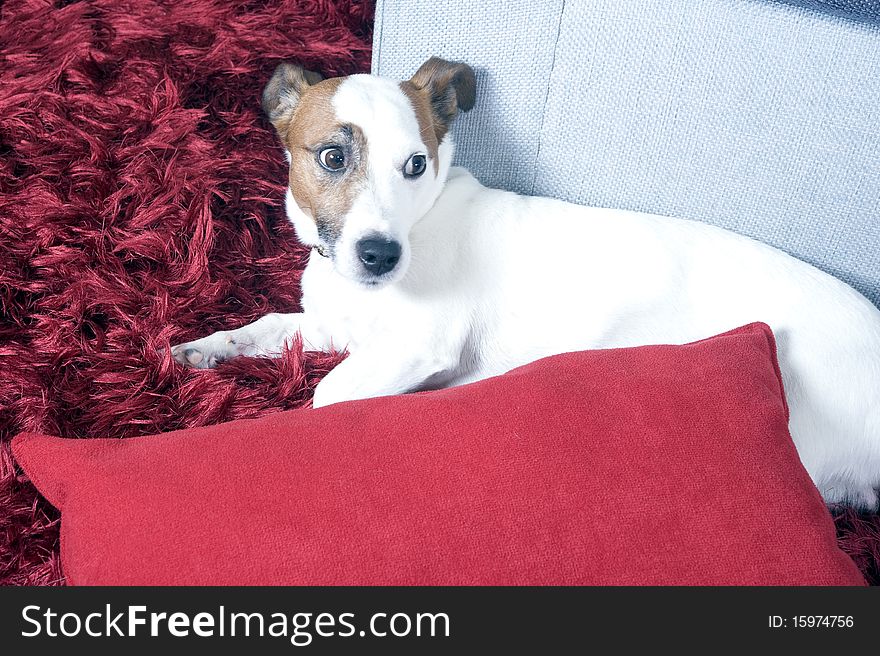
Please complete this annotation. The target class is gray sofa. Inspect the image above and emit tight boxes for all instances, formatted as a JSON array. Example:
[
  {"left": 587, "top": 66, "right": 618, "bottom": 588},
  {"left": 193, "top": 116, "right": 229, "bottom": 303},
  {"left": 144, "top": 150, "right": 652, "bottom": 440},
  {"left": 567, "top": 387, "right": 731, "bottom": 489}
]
[{"left": 372, "top": 0, "right": 880, "bottom": 307}]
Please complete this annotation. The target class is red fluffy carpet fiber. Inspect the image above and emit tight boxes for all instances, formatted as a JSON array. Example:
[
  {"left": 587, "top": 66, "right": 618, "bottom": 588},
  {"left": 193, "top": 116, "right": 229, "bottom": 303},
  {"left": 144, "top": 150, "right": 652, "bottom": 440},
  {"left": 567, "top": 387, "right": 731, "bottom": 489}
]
[{"left": 1, "top": 0, "right": 878, "bottom": 586}]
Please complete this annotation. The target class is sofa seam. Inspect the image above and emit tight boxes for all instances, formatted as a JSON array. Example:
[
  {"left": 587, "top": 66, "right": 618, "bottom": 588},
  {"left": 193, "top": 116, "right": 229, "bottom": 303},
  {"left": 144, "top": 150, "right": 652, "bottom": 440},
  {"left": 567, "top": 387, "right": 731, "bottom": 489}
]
[
  {"left": 530, "top": 0, "right": 566, "bottom": 196},
  {"left": 373, "top": 0, "right": 385, "bottom": 74}
]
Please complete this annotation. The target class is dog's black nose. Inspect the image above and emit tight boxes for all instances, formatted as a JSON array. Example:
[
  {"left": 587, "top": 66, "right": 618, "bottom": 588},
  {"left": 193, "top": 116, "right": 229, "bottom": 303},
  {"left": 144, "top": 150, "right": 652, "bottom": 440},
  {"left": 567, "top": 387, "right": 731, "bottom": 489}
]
[{"left": 356, "top": 238, "right": 401, "bottom": 276}]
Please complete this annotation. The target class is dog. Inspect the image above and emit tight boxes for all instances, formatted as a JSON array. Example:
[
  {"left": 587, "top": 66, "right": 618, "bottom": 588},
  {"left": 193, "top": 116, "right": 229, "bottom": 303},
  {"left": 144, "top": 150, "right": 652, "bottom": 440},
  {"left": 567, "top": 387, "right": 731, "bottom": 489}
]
[{"left": 171, "top": 57, "right": 880, "bottom": 509}]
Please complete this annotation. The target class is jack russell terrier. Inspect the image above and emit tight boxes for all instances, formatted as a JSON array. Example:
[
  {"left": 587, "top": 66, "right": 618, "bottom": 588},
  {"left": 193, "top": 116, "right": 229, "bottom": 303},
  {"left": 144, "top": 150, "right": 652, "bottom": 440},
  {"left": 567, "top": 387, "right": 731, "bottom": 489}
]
[{"left": 171, "top": 57, "right": 880, "bottom": 509}]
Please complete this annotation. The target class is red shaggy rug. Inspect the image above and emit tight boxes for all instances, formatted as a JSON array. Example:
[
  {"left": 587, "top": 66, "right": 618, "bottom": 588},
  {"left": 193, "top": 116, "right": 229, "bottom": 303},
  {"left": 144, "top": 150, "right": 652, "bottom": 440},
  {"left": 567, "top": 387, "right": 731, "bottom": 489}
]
[{"left": 1, "top": 0, "right": 879, "bottom": 586}]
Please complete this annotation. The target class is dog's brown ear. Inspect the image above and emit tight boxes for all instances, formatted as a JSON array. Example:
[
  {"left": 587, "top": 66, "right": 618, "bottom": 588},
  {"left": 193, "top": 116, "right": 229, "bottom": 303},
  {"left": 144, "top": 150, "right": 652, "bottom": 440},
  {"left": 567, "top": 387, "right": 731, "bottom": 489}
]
[
  {"left": 408, "top": 57, "right": 476, "bottom": 143},
  {"left": 262, "top": 62, "right": 324, "bottom": 137}
]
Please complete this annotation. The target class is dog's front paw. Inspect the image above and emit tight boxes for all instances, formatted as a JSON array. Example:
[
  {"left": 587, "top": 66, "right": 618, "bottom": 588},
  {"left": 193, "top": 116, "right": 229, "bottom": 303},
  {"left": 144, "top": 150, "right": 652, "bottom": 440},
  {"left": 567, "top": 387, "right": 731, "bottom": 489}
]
[
  {"left": 311, "top": 377, "right": 353, "bottom": 409},
  {"left": 170, "top": 332, "right": 237, "bottom": 369}
]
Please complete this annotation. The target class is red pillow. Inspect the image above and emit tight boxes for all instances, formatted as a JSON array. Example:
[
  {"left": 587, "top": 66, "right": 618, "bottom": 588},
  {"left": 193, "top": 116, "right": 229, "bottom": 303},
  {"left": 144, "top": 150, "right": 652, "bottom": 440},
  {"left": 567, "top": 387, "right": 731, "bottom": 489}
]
[{"left": 12, "top": 323, "right": 864, "bottom": 585}]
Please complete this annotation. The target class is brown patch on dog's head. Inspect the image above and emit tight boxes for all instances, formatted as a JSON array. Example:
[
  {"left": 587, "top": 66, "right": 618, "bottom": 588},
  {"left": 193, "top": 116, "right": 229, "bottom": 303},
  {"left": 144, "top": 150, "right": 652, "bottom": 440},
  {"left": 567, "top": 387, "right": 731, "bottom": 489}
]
[
  {"left": 398, "top": 81, "right": 440, "bottom": 175},
  {"left": 403, "top": 57, "right": 476, "bottom": 148},
  {"left": 262, "top": 63, "right": 368, "bottom": 250}
]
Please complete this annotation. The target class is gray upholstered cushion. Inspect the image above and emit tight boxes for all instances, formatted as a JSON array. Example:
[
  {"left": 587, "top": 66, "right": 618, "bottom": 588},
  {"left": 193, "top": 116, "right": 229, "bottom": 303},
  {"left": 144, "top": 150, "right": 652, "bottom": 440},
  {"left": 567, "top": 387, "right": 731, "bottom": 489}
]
[{"left": 372, "top": 0, "right": 880, "bottom": 307}]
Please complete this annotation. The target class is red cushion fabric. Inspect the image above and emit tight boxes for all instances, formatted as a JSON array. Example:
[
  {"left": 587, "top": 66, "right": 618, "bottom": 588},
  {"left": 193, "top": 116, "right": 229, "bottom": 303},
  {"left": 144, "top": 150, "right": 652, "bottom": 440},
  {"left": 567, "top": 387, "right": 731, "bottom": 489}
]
[{"left": 11, "top": 323, "right": 865, "bottom": 585}]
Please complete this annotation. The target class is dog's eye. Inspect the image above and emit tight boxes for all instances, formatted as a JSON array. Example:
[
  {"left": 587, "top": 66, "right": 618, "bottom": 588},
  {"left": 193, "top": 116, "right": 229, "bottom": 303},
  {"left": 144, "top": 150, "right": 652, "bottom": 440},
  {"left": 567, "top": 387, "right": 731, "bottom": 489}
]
[
  {"left": 318, "top": 147, "right": 345, "bottom": 172},
  {"left": 404, "top": 153, "right": 427, "bottom": 178}
]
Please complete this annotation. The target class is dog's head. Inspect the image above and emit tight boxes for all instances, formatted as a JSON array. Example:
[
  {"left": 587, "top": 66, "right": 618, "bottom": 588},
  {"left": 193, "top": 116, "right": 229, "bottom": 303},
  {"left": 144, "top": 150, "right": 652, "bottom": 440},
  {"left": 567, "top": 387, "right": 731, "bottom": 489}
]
[{"left": 262, "top": 57, "right": 476, "bottom": 287}]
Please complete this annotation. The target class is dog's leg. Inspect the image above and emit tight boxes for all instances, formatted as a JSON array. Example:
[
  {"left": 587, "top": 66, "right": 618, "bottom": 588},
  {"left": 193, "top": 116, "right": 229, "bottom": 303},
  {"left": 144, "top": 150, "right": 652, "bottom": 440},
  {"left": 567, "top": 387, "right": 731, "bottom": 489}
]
[
  {"left": 170, "top": 313, "right": 328, "bottom": 369},
  {"left": 311, "top": 342, "right": 455, "bottom": 408}
]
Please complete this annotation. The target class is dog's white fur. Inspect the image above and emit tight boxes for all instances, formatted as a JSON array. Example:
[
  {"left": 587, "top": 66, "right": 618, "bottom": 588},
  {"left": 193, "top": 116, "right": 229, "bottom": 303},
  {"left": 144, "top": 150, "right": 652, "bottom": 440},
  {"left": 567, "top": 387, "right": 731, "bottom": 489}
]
[{"left": 172, "top": 66, "right": 880, "bottom": 508}]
